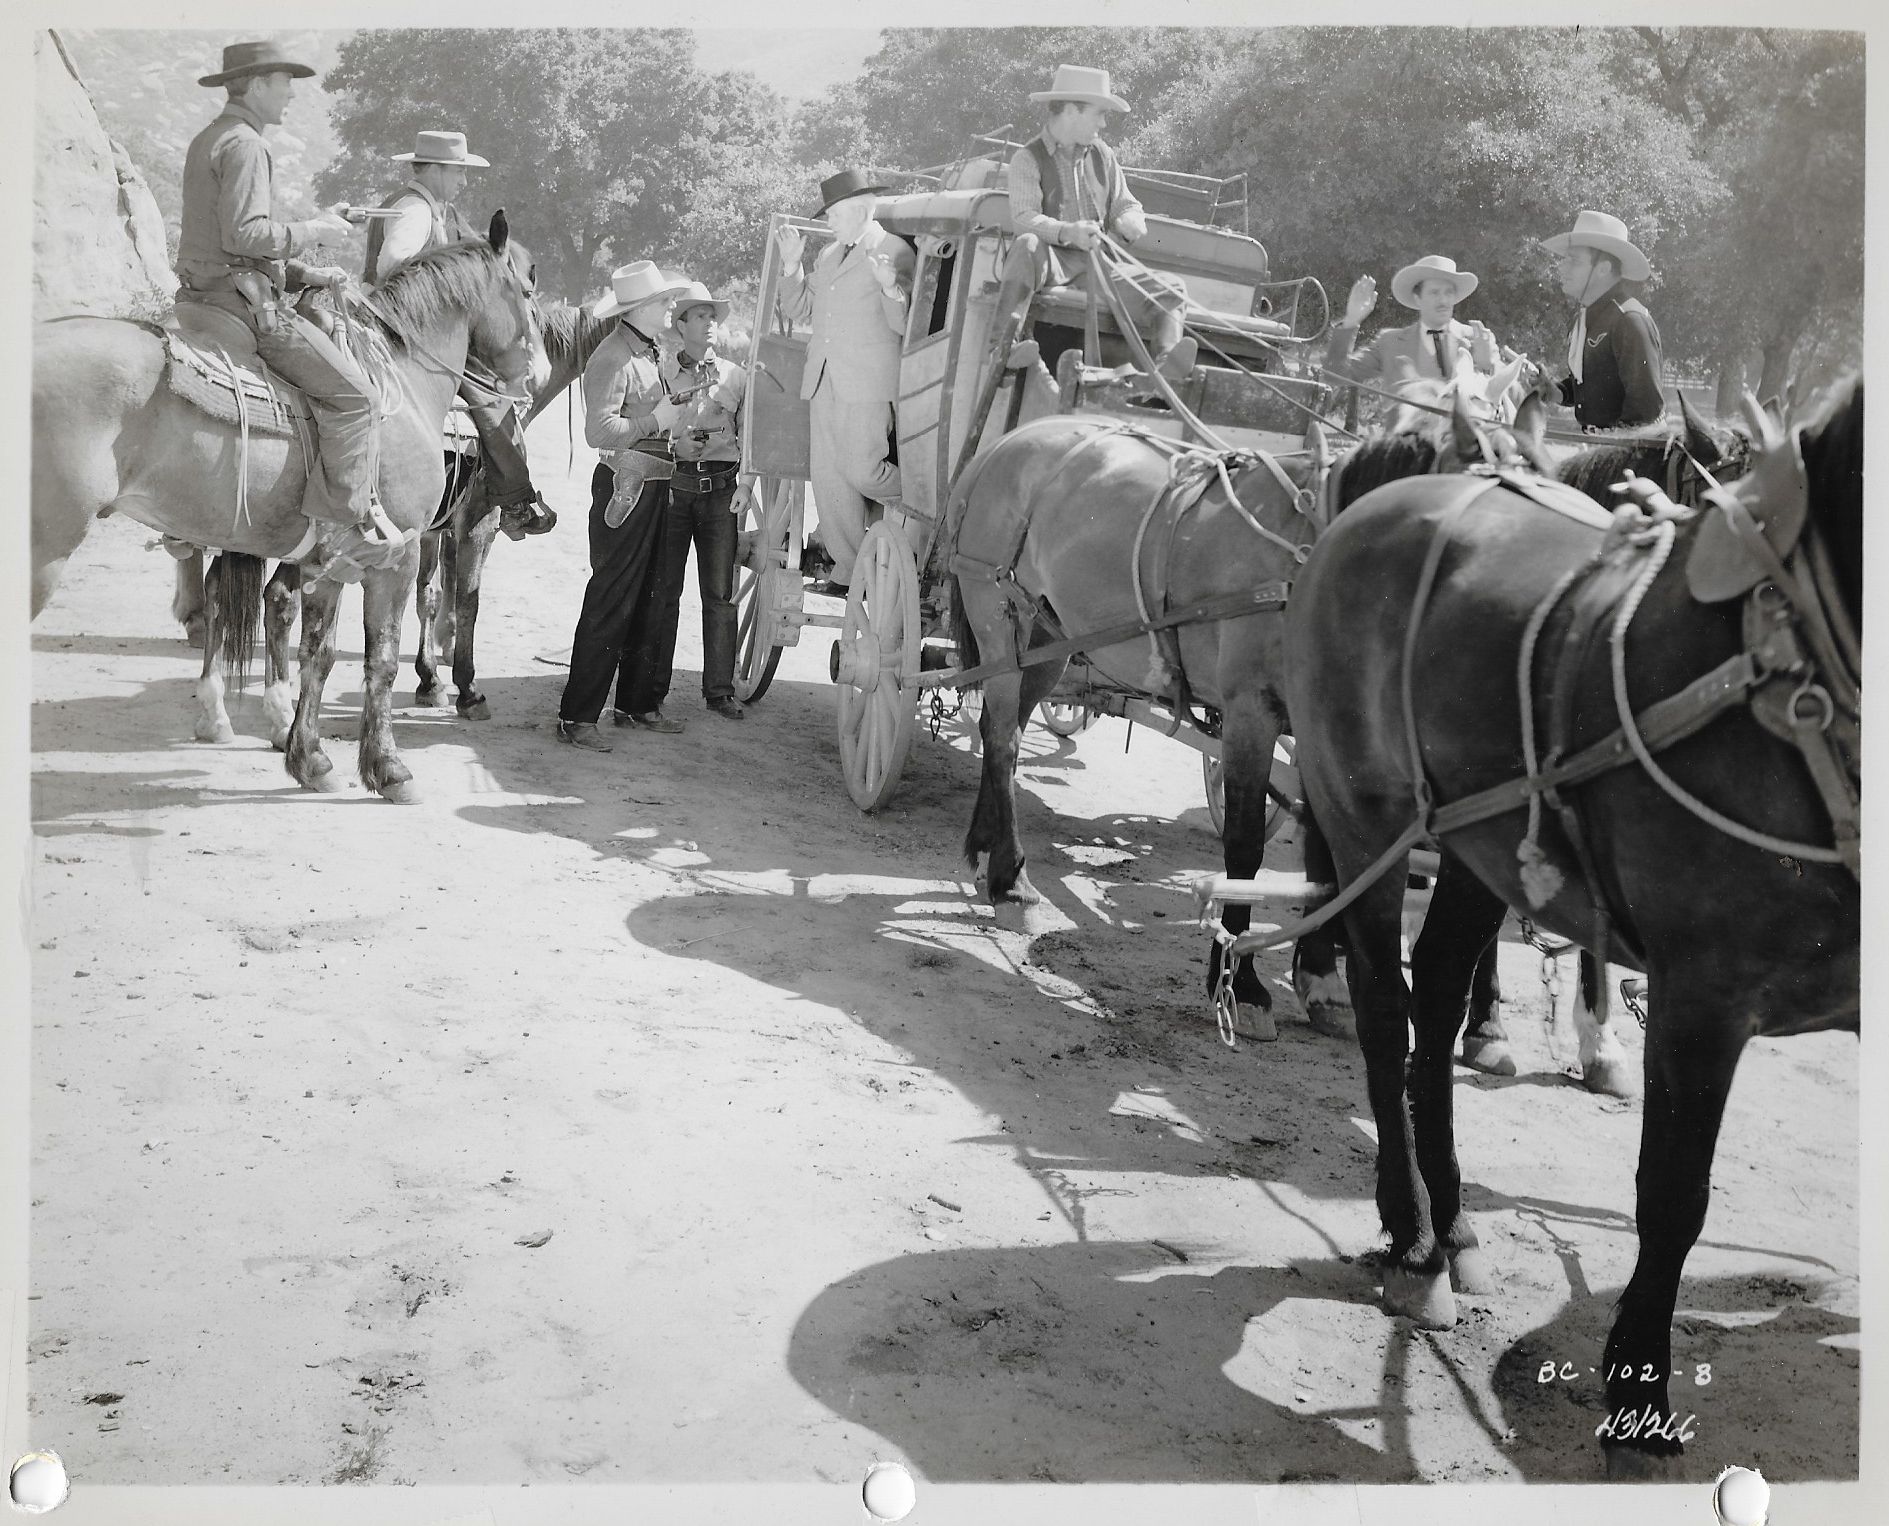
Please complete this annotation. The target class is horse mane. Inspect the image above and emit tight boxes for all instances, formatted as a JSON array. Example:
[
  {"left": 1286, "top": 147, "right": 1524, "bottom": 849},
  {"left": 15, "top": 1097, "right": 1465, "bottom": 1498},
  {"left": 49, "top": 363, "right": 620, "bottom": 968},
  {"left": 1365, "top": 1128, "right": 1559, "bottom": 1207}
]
[
  {"left": 1795, "top": 373, "right": 1863, "bottom": 620},
  {"left": 367, "top": 239, "right": 506, "bottom": 347},
  {"left": 1556, "top": 425, "right": 1753, "bottom": 504},
  {"left": 542, "top": 301, "right": 613, "bottom": 372},
  {"left": 1332, "top": 431, "right": 1444, "bottom": 514}
]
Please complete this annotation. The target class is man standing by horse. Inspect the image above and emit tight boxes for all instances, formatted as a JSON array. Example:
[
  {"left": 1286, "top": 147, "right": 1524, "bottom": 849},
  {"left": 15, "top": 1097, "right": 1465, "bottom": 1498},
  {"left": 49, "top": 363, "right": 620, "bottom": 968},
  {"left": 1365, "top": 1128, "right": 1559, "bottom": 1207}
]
[
  {"left": 175, "top": 40, "right": 404, "bottom": 567},
  {"left": 556, "top": 261, "right": 692, "bottom": 750},
  {"left": 1543, "top": 210, "right": 1666, "bottom": 430},
  {"left": 773, "top": 168, "right": 913, "bottom": 599},
  {"left": 993, "top": 64, "right": 1195, "bottom": 383},
  {"left": 364, "top": 129, "right": 553, "bottom": 540},
  {"left": 1324, "top": 254, "right": 1502, "bottom": 391}
]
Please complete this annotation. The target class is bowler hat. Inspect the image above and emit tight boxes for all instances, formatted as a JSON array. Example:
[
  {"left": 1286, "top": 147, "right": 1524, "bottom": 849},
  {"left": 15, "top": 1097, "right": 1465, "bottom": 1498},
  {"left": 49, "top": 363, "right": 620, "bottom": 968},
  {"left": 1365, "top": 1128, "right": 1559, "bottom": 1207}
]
[
  {"left": 198, "top": 40, "right": 316, "bottom": 88},
  {"left": 813, "top": 168, "right": 889, "bottom": 218},
  {"left": 391, "top": 130, "right": 490, "bottom": 168},
  {"left": 1541, "top": 210, "right": 1651, "bottom": 283}
]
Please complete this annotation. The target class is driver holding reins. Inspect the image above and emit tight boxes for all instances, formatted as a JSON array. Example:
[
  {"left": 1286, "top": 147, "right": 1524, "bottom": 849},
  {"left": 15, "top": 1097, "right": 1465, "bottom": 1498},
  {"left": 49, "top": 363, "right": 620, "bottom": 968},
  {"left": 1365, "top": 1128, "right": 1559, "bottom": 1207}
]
[{"left": 175, "top": 40, "right": 407, "bottom": 568}]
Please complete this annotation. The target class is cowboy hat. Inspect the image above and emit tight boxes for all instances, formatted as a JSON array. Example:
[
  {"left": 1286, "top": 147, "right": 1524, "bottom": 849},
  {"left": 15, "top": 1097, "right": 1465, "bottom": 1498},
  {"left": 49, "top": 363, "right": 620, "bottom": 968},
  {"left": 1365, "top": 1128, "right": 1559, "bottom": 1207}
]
[
  {"left": 391, "top": 130, "right": 490, "bottom": 168},
  {"left": 198, "top": 40, "right": 316, "bottom": 87},
  {"left": 590, "top": 261, "right": 691, "bottom": 321},
  {"left": 1028, "top": 65, "right": 1131, "bottom": 113},
  {"left": 1391, "top": 254, "right": 1479, "bottom": 308},
  {"left": 1541, "top": 210, "right": 1651, "bottom": 282},
  {"left": 812, "top": 168, "right": 889, "bottom": 218},
  {"left": 667, "top": 281, "right": 731, "bottom": 323}
]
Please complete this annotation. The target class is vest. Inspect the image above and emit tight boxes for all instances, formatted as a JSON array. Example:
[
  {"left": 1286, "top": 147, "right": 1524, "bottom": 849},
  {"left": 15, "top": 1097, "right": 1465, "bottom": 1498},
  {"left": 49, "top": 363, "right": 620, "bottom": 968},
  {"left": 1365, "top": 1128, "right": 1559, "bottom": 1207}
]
[
  {"left": 1025, "top": 135, "right": 1116, "bottom": 223},
  {"left": 364, "top": 180, "right": 471, "bottom": 284}
]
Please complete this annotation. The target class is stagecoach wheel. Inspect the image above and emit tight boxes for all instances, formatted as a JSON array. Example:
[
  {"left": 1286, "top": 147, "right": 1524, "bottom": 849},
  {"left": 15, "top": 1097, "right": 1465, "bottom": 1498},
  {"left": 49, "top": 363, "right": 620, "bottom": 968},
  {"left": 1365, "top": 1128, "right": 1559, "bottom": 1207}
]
[
  {"left": 833, "top": 522, "right": 921, "bottom": 812},
  {"left": 1203, "top": 737, "right": 1298, "bottom": 841},
  {"left": 733, "top": 476, "right": 795, "bottom": 703},
  {"left": 1040, "top": 701, "right": 1092, "bottom": 737}
]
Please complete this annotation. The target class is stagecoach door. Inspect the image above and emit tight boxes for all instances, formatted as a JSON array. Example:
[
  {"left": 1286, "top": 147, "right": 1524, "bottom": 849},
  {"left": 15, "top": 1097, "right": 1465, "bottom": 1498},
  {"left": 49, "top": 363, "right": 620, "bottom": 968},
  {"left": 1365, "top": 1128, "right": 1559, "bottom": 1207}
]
[{"left": 741, "top": 211, "right": 830, "bottom": 481}]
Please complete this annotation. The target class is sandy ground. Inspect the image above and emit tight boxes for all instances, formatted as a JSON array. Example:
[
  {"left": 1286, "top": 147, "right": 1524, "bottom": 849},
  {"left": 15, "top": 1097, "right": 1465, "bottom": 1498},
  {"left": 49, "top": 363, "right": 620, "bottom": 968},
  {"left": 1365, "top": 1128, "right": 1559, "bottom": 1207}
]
[{"left": 26, "top": 413, "right": 1858, "bottom": 1489}]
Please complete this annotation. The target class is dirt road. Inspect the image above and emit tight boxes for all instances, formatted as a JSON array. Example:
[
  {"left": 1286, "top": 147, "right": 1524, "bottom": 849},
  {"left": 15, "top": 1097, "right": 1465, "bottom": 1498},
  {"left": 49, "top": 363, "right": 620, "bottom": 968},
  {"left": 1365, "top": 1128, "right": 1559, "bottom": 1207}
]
[{"left": 26, "top": 416, "right": 1858, "bottom": 1491}]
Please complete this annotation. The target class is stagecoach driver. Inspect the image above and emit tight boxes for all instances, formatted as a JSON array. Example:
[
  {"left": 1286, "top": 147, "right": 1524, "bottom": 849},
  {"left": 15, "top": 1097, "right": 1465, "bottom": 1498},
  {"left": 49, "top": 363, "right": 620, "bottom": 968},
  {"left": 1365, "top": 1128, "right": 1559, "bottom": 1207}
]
[
  {"left": 1542, "top": 210, "right": 1666, "bottom": 430},
  {"left": 556, "top": 261, "right": 692, "bottom": 751},
  {"left": 1324, "top": 254, "right": 1502, "bottom": 387},
  {"left": 996, "top": 64, "right": 1195, "bottom": 381},
  {"left": 176, "top": 40, "right": 407, "bottom": 567},
  {"left": 773, "top": 168, "right": 914, "bottom": 599},
  {"left": 364, "top": 128, "right": 554, "bottom": 539}
]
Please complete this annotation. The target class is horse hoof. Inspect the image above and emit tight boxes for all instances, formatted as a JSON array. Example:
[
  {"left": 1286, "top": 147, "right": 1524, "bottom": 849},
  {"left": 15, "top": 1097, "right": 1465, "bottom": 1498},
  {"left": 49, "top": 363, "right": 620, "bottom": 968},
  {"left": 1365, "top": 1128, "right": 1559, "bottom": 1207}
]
[
  {"left": 184, "top": 616, "right": 206, "bottom": 650},
  {"left": 1603, "top": 1442, "right": 1683, "bottom": 1481},
  {"left": 1460, "top": 1035, "right": 1517, "bottom": 1076},
  {"left": 457, "top": 696, "right": 491, "bottom": 721},
  {"left": 1383, "top": 1266, "right": 1456, "bottom": 1329},
  {"left": 269, "top": 728, "right": 291, "bottom": 753},
  {"left": 301, "top": 770, "right": 343, "bottom": 795},
  {"left": 415, "top": 685, "right": 450, "bottom": 709},
  {"left": 379, "top": 778, "right": 421, "bottom": 804},
  {"left": 1230, "top": 1001, "right": 1278, "bottom": 1043},
  {"left": 1448, "top": 1245, "right": 1495, "bottom": 1295},
  {"left": 1292, "top": 965, "right": 1353, "bottom": 1038},
  {"left": 999, "top": 871, "right": 1043, "bottom": 906},
  {"left": 194, "top": 720, "right": 235, "bottom": 744},
  {"left": 1305, "top": 999, "right": 1356, "bottom": 1042},
  {"left": 1582, "top": 1056, "right": 1638, "bottom": 1099}
]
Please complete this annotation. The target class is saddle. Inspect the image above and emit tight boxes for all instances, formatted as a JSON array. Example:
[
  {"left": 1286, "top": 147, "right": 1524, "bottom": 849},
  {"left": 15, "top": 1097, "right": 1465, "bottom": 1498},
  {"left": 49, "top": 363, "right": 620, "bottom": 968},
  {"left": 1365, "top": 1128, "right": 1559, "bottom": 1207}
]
[{"left": 161, "top": 298, "right": 310, "bottom": 439}]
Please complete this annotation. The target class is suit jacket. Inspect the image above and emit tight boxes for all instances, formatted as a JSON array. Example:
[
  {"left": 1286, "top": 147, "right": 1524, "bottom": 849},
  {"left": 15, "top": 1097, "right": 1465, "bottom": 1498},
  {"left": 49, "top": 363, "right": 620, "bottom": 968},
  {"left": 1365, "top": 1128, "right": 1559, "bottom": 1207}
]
[
  {"left": 1324, "top": 316, "right": 1492, "bottom": 386},
  {"left": 1557, "top": 294, "right": 1664, "bottom": 430},
  {"left": 777, "top": 220, "right": 915, "bottom": 404}
]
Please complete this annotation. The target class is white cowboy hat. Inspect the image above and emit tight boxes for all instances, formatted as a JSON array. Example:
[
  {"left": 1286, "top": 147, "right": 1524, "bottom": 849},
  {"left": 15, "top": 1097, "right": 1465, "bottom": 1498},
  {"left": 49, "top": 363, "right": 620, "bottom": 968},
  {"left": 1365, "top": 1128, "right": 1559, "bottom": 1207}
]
[
  {"left": 391, "top": 130, "right": 491, "bottom": 168},
  {"left": 590, "top": 261, "right": 691, "bottom": 321},
  {"left": 667, "top": 281, "right": 731, "bottom": 324},
  {"left": 1391, "top": 254, "right": 1479, "bottom": 308},
  {"left": 1541, "top": 210, "right": 1651, "bottom": 282},
  {"left": 1028, "top": 65, "right": 1131, "bottom": 113}
]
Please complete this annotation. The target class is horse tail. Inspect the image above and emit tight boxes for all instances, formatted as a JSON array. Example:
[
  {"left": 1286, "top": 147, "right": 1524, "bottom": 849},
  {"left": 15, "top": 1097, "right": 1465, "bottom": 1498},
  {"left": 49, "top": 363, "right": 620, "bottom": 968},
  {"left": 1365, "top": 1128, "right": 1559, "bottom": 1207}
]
[{"left": 210, "top": 552, "right": 266, "bottom": 688}]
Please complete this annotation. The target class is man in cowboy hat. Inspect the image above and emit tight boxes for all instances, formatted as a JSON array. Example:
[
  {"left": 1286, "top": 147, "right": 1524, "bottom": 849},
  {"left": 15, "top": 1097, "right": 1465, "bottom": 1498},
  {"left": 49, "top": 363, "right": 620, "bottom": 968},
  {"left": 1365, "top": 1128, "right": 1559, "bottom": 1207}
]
[
  {"left": 1542, "top": 210, "right": 1666, "bottom": 430},
  {"left": 773, "top": 168, "right": 914, "bottom": 598},
  {"left": 995, "top": 64, "right": 1194, "bottom": 382},
  {"left": 176, "top": 39, "right": 406, "bottom": 564},
  {"left": 364, "top": 129, "right": 553, "bottom": 539},
  {"left": 1325, "top": 254, "right": 1502, "bottom": 389},
  {"left": 626, "top": 281, "right": 751, "bottom": 723},
  {"left": 557, "top": 261, "right": 693, "bottom": 749}
]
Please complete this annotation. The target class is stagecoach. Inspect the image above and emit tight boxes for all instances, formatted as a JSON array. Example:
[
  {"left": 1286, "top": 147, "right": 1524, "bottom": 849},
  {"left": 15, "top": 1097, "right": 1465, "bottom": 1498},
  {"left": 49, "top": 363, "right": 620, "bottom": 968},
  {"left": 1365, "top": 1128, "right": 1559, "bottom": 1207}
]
[{"left": 735, "top": 155, "right": 1330, "bottom": 819}]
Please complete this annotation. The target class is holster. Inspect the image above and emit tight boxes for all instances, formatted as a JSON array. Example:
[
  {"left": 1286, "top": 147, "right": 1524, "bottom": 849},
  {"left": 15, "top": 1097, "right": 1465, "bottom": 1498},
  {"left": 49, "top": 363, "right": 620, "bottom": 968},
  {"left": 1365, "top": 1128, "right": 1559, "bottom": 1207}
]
[{"left": 231, "top": 269, "right": 282, "bottom": 335}]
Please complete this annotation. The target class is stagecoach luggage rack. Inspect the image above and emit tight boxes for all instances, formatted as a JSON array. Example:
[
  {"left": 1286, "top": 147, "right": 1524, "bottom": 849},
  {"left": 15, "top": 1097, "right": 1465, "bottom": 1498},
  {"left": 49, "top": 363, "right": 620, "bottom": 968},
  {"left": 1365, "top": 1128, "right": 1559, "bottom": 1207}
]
[{"left": 957, "top": 132, "right": 1252, "bottom": 232}]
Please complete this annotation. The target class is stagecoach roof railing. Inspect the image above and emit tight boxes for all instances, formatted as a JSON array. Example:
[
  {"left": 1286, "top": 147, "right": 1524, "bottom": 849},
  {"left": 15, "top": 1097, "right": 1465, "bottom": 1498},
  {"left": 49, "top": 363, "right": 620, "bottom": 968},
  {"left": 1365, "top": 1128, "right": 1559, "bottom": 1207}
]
[{"left": 967, "top": 131, "right": 1250, "bottom": 231}]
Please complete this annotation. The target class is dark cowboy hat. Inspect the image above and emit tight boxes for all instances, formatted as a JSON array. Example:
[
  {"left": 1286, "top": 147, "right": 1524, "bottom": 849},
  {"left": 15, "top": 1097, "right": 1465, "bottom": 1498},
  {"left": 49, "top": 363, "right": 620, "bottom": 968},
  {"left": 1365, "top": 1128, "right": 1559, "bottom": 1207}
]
[
  {"left": 811, "top": 167, "right": 890, "bottom": 218},
  {"left": 198, "top": 40, "right": 317, "bottom": 88}
]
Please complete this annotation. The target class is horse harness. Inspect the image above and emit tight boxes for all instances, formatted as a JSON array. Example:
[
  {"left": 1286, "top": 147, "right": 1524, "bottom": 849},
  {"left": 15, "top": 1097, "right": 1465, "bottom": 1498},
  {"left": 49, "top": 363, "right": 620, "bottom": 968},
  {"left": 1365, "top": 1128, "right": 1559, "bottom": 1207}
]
[
  {"left": 1226, "top": 446, "right": 1861, "bottom": 969},
  {"left": 945, "top": 422, "right": 1314, "bottom": 708}
]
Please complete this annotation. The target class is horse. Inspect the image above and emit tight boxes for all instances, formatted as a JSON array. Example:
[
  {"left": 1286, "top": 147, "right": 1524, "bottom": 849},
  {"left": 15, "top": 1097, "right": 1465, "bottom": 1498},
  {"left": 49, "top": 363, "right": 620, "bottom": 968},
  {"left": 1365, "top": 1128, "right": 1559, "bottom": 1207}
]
[
  {"left": 409, "top": 295, "right": 614, "bottom": 718},
  {"left": 1278, "top": 375, "right": 1860, "bottom": 1474},
  {"left": 31, "top": 218, "right": 548, "bottom": 801}
]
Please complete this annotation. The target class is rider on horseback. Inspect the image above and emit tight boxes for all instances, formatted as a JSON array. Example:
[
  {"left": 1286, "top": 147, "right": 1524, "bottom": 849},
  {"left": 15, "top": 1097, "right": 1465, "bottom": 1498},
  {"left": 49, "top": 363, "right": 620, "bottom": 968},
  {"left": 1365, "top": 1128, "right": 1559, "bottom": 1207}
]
[
  {"left": 364, "top": 129, "right": 555, "bottom": 539},
  {"left": 176, "top": 40, "right": 408, "bottom": 568}
]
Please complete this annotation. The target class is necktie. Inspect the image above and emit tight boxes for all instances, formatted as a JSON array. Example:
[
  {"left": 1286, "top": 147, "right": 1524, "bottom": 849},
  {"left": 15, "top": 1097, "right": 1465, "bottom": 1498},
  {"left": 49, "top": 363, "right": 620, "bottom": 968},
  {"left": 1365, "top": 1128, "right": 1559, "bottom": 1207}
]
[
  {"left": 1428, "top": 329, "right": 1450, "bottom": 377},
  {"left": 1567, "top": 309, "right": 1587, "bottom": 383}
]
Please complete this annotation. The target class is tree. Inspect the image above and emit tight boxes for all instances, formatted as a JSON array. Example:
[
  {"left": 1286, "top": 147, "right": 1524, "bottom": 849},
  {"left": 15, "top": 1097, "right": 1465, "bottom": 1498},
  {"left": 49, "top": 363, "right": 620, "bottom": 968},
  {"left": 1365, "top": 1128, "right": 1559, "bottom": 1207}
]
[{"left": 318, "top": 29, "right": 788, "bottom": 302}]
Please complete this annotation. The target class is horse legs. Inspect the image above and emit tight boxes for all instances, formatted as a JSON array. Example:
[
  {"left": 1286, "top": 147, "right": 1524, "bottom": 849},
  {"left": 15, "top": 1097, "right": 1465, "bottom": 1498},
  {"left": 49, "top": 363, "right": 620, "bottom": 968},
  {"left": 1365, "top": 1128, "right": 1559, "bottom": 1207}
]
[
  {"left": 174, "top": 549, "right": 207, "bottom": 649},
  {"left": 451, "top": 490, "right": 500, "bottom": 719},
  {"left": 413, "top": 526, "right": 448, "bottom": 707},
  {"left": 1573, "top": 951, "right": 1636, "bottom": 1097},
  {"left": 1205, "top": 696, "right": 1282, "bottom": 1040},
  {"left": 1406, "top": 855, "right": 1510, "bottom": 1303},
  {"left": 359, "top": 561, "right": 420, "bottom": 802},
  {"left": 193, "top": 554, "right": 234, "bottom": 743},
  {"left": 1600, "top": 971, "right": 1744, "bottom": 1476},
  {"left": 261, "top": 563, "right": 301, "bottom": 752},
  {"left": 1290, "top": 811, "right": 1353, "bottom": 1036},
  {"left": 284, "top": 577, "right": 343, "bottom": 792},
  {"left": 1459, "top": 940, "right": 1517, "bottom": 1076}
]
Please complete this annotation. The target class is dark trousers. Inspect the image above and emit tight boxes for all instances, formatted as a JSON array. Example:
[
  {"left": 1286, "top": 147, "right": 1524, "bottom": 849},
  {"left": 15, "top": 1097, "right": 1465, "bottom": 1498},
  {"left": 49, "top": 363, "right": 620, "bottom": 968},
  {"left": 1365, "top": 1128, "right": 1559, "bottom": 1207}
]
[
  {"left": 640, "top": 478, "right": 740, "bottom": 704},
  {"left": 559, "top": 463, "right": 671, "bottom": 723}
]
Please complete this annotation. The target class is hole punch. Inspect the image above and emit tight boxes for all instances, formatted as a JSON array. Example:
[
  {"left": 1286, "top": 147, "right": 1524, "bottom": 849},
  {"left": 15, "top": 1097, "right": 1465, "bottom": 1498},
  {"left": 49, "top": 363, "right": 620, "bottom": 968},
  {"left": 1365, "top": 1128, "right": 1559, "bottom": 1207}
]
[
  {"left": 1712, "top": 1465, "right": 1770, "bottom": 1526},
  {"left": 861, "top": 1459, "right": 916, "bottom": 1522},
  {"left": 9, "top": 1451, "right": 70, "bottom": 1514}
]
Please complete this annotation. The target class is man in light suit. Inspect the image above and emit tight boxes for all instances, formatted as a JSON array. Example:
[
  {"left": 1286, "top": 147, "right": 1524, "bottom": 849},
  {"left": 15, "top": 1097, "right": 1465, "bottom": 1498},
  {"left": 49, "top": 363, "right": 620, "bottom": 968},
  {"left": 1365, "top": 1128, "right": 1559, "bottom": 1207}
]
[
  {"left": 774, "top": 168, "right": 914, "bottom": 596},
  {"left": 1324, "top": 254, "right": 1501, "bottom": 392}
]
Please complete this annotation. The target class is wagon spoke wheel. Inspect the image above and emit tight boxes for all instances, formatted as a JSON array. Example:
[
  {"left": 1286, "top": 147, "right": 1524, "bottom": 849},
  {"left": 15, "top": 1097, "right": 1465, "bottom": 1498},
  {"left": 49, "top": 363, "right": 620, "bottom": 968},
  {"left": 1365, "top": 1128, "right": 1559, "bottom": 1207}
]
[
  {"left": 833, "top": 522, "right": 921, "bottom": 811},
  {"left": 733, "top": 476, "right": 796, "bottom": 703},
  {"left": 1203, "top": 736, "right": 1299, "bottom": 841}
]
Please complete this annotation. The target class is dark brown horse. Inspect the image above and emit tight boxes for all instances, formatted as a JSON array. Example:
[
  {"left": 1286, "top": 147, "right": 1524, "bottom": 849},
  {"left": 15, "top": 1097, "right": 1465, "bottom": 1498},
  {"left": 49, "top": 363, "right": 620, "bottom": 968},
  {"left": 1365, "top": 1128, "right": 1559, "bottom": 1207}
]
[{"left": 1281, "top": 377, "right": 1859, "bottom": 1473}]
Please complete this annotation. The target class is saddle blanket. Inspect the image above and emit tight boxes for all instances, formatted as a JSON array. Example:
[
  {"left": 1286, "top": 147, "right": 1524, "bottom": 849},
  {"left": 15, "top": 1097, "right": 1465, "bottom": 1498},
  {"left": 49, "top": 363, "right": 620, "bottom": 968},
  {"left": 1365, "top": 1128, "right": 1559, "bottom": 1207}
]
[{"left": 162, "top": 325, "right": 309, "bottom": 440}]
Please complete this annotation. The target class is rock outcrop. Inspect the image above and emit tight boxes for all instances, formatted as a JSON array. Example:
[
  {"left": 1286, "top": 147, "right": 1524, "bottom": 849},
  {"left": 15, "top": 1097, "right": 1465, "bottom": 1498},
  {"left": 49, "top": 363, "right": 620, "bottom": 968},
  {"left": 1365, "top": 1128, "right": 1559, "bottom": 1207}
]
[{"left": 35, "top": 29, "right": 176, "bottom": 321}]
